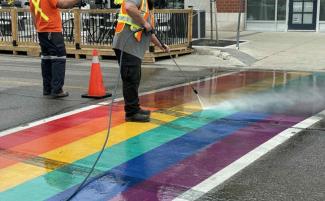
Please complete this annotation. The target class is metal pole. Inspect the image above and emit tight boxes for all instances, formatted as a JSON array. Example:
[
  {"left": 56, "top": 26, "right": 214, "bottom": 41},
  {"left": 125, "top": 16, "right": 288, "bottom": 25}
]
[
  {"left": 215, "top": 0, "right": 219, "bottom": 42},
  {"left": 275, "top": 0, "right": 278, "bottom": 31},
  {"left": 210, "top": 0, "right": 213, "bottom": 40},
  {"left": 236, "top": 1, "right": 242, "bottom": 50}
]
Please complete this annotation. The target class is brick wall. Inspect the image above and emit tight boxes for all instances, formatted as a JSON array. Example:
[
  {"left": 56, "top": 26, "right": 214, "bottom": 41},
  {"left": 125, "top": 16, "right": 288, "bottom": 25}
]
[{"left": 217, "top": 0, "right": 245, "bottom": 13}]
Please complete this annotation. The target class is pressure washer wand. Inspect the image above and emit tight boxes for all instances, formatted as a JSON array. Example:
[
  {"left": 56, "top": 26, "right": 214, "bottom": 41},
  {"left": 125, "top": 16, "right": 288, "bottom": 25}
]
[
  {"left": 133, "top": 28, "right": 199, "bottom": 96},
  {"left": 153, "top": 31, "right": 199, "bottom": 95},
  {"left": 166, "top": 49, "right": 198, "bottom": 95}
]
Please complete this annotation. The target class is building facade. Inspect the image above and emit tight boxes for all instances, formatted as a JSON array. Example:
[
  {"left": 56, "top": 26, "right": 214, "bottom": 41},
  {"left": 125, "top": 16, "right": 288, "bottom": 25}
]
[
  {"left": 202, "top": 0, "right": 325, "bottom": 32},
  {"left": 246, "top": 0, "right": 325, "bottom": 32},
  {"left": 154, "top": 0, "right": 325, "bottom": 32}
]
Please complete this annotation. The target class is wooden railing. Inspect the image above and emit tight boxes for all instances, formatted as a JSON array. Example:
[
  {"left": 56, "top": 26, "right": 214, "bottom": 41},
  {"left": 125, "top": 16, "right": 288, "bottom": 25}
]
[{"left": 0, "top": 8, "right": 193, "bottom": 62}]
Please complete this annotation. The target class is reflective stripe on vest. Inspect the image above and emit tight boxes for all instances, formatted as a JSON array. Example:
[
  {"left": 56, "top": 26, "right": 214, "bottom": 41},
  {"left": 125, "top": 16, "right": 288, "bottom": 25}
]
[
  {"left": 115, "top": 0, "right": 150, "bottom": 42},
  {"left": 31, "top": 0, "right": 49, "bottom": 22}
]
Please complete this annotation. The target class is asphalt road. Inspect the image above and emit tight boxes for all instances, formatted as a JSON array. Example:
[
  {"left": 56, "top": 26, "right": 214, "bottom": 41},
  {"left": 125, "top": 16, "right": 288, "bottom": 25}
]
[{"left": 1, "top": 54, "right": 324, "bottom": 201}]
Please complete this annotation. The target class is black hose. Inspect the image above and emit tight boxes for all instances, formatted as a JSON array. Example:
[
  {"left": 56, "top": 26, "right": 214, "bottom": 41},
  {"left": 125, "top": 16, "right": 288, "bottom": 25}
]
[{"left": 65, "top": 30, "right": 138, "bottom": 201}]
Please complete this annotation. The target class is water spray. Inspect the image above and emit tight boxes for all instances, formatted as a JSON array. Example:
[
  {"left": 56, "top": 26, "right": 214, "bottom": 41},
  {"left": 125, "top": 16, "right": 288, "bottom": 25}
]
[{"left": 166, "top": 51, "right": 206, "bottom": 108}]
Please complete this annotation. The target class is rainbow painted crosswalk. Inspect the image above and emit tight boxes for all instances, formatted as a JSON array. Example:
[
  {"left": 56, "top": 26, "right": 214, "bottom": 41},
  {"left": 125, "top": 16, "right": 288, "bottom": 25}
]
[{"left": 1, "top": 71, "right": 322, "bottom": 201}]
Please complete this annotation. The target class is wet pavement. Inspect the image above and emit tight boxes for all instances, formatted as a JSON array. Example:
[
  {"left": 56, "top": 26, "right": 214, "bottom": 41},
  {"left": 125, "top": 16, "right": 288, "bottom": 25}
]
[{"left": 1, "top": 56, "right": 325, "bottom": 201}]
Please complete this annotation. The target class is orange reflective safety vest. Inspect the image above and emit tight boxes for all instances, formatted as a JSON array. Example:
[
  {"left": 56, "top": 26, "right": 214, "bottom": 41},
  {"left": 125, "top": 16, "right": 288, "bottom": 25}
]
[
  {"left": 29, "top": 0, "right": 62, "bottom": 32},
  {"left": 30, "top": 0, "right": 49, "bottom": 22},
  {"left": 115, "top": 0, "right": 152, "bottom": 42}
]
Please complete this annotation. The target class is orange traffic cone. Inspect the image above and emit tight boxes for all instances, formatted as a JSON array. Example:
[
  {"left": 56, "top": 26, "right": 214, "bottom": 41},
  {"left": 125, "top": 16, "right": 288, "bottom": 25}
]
[{"left": 82, "top": 49, "right": 111, "bottom": 99}]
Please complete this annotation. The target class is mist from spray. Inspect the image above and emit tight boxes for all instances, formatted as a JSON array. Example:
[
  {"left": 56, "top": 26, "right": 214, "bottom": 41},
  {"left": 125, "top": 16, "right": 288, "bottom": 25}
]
[{"left": 198, "top": 74, "right": 325, "bottom": 115}]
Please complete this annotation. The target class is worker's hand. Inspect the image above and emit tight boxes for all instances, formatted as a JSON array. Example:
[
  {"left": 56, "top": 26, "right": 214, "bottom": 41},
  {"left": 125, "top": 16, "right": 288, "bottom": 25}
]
[
  {"left": 143, "top": 21, "right": 153, "bottom": 32},
  {"left": 161, "top": 44, "right": 170, "bottom": 53}
]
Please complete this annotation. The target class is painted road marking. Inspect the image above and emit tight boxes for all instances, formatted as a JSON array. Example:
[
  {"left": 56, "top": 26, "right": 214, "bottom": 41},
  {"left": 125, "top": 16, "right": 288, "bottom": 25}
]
[
  {"left": 0, "top": 71, "right": 312, "bottom": 201},
  {"left": 1, "top": 71, "right": 302, "bottom": 192}
]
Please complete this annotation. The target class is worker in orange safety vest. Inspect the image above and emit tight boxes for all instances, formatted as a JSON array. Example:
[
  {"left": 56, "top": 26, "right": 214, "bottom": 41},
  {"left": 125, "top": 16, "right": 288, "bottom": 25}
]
[{"left": 29, "top": 0, "right": 79, "bottom": 98}]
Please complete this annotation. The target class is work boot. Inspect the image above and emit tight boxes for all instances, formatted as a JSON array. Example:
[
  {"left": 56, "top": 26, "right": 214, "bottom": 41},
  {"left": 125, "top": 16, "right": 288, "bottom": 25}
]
[
  {"left": 125, "top": 112, "right": 150, "bottom": 122},
  {"left": 138, "top": 108, "right": 151, "bottom": 116},
  {"left": 52, "top": 91, "right": 69, "bottom": 98}
]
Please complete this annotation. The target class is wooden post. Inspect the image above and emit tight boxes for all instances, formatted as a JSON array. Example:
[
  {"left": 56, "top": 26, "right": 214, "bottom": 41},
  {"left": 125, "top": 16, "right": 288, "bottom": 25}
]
[
  {"left": 74, "top": 9, "right": 81, "bottom": 49},
  {"left": 187, "top": 8, "right": 193, "bottom": 48},
  {"left": 11, "top": 8, "right": 18, "bottom": 47}
]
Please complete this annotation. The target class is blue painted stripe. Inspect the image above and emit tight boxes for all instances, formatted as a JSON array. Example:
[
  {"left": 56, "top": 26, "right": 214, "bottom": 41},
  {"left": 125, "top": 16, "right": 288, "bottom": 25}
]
[{"left": 48, "top": 112, "right": 268, "bottom": 201}]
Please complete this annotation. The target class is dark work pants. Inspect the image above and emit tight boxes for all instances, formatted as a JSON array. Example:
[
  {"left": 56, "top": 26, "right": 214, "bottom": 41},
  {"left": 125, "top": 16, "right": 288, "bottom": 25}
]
[
  {"left": 38, "top": 32, "right": 66, "bottom": 94},
  {"left": 114, "top": 49, "right": 142, "bottom": 117}
]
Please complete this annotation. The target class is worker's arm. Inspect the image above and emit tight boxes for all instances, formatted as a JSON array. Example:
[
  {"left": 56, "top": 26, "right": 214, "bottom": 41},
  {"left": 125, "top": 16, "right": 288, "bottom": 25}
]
[
  {"left": 57, "top": 0, "right": 80, "bottom": 9},
  {"left": 151, "top": 34, "right": 170, "bottom": 52},
  {"left": 125, "top": 1, "right": 152, "bottom": 32}
]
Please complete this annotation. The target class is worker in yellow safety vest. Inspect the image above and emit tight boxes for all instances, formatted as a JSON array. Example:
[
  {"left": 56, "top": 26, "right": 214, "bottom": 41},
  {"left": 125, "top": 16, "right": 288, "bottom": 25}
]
[
  {"left": 113, "top": 0, "right": 169, "bottom": 122},
  {"left": 29, "top": 0, "right": 79, "bottom": 98}
]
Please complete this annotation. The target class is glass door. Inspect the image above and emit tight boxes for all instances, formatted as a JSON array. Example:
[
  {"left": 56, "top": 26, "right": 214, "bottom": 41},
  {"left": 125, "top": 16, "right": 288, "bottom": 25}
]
[{"left": 288, "top": 0, "right": 317, "bottom": 30}]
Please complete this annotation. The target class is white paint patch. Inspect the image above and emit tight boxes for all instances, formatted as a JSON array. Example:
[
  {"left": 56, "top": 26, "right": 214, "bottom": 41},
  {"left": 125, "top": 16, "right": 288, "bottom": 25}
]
[
  {"left": 0, "top": 72, "right": 235, "bottom": 137},
  {"left": 173, "top": 115, "right": 323, "bottom": 201}
]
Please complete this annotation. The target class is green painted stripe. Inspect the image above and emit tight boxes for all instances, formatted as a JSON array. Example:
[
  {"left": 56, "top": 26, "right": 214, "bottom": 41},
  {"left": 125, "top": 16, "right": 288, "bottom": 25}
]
[{"left": 0, "top": 108, "right": 236, "bottom": 201}]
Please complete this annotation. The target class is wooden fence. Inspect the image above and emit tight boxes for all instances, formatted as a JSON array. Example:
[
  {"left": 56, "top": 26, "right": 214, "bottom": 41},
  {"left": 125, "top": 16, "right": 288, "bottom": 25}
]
[{"left": 0, "top": 8, "right": 193, "bottom": 63}]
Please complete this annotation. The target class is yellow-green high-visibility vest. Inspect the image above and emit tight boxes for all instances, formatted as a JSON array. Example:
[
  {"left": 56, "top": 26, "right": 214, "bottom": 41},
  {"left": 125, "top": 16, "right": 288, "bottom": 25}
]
[{"left": 115, "top": 0, "right": 152, "bottom": 42}]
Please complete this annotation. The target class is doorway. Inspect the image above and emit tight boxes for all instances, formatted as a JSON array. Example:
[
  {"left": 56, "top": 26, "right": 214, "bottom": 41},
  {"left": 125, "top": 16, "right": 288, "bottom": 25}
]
[{"left": 288, "top": 0, "right": 317, "bottom": 30}]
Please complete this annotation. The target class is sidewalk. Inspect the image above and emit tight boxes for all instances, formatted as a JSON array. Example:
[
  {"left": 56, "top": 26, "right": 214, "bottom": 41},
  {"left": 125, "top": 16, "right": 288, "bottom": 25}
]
[
  {"left": 2, "top": 31, "right": 325, "bottom": 72},
  {"left": 154, "top": 31, "right": 325, "bottom": 72}
]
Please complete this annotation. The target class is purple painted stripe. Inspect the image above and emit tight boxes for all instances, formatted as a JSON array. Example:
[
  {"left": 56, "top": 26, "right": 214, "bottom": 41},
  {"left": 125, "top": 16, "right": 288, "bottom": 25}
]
[{"left": 110, "top": 114, "right": 306, "bottom": 201}]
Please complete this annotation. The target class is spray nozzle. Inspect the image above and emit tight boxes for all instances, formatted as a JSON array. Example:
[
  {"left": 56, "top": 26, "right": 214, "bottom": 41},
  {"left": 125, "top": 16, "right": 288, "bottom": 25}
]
[
  {"left": 133, "top": 27, "right": 156, "bottom": 33},
  {"left": 192, "top": 87, "right": 198, "bottom": 94}
]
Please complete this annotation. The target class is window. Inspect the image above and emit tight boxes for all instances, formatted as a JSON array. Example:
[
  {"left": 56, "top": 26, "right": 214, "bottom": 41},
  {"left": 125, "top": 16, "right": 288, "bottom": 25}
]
[
  {"left": 155, "top": 0, "right": 184, "bottom": 9},
  {"left": 320, "top": 0, "right": 325, "bottom": 20},
  {"left": 247, "top": 0, "right": 276, "bottom": 20},
  {"left": 277, "top": 0, "right": 287, "bottom": 20}
]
